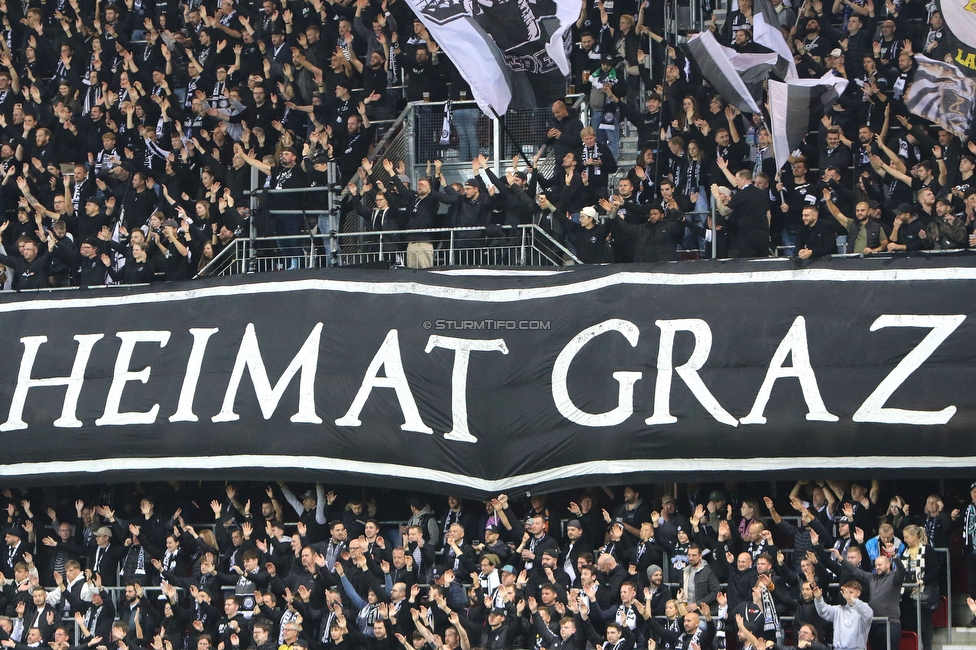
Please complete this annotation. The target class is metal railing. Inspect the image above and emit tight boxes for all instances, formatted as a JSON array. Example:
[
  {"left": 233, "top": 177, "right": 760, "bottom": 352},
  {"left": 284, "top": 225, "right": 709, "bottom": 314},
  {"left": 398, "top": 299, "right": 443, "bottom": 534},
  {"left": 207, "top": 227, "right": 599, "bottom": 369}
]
[{"left": 202, "top": 223, "right": 581, "bottom": 276}]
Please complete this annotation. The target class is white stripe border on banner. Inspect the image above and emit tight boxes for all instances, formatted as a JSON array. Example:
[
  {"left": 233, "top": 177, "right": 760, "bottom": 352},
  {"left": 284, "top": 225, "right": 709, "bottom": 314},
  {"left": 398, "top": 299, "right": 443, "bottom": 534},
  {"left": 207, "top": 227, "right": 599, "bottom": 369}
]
[
  {"left": 0, "top": 455, "right": 973, "bottom": 490},
  {"left": 2, "top": 266, "right": 976, "bottom": 313}
]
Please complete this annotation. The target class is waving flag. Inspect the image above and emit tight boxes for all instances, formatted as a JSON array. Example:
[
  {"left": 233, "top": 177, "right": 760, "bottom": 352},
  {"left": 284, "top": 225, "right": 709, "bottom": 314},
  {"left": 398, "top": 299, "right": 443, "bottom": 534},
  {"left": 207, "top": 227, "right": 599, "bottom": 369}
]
[
  {"left": 904, "top": 55, "right": 976, "bottom": 138},
  {"left": 769, "top": 73, "right": 849, "bottom": 172},
  {"left": 407, "top": 0, "right": 578, "bottom": 114}
]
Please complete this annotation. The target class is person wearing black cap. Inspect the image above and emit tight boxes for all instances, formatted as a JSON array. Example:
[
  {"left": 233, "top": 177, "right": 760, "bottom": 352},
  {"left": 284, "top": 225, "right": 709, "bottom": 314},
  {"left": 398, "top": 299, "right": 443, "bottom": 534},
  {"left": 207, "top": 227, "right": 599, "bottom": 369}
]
[
  {"left": 559, "top": 520, "right": 591, "bottom": 588},
  {"left": 236, "top": 141, "right": 309, "bottom": 269},
  {"left": 278, "top": 483, "right": 328, "bottom": 545},
  {"left": 474, "top": 605, "right": 518, "bottom": 650},
  {"left": 384, "top": 159, "right": 436, "bottom": 269},
  {"left": 77, "top": 196, "right": 111, "bottom": 244},
  {"left": 928, "top": 198, "right": 968, "bottom": 250},
  {"left": 47, "top": 233, "right": 108, "bottom": 288},
  {"left": 433, "top": 175, "right": 492, "bottom": 249},
  {"left": 886, "top": 202, "right": 931, "bottom": 252},
  {"left": 478, "top": 522, "right": 511, "bottom": 567},
  {"left": 2, "top": 527, "right": 28, "bottom": 579}
]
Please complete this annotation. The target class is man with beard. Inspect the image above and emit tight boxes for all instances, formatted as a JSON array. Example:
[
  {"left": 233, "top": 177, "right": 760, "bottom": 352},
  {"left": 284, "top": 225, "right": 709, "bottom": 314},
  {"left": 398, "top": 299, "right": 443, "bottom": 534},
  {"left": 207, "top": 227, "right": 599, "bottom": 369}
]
[
  {"left": 926, "top": 198, "right": 968, "bottom": 249},
  {"left": 0, "top": 232, "right": 49, "bottom": 289},
  {"left": 798, "top": 17, "right": 836, "bottom": 61},
  {"left": 383, "top": 159, "right": 440, "bottom": 269},
  {"left": 237, "top": 143, "right": 309, "bottom": 270},
  {"left": 337, "top": 108, "right": 374, "bottom": 186},
  {"left": 795, "top": 205, "right": 838, "bottom": 259},
  {"left": 356, "top": 50, "right": 390, "bottom": 119},
  {"left": 775, "top": 159, "right": 815, "bottom": 256},
  {"left": 824, "top": 197, "right": 888, "bottom": 255}
]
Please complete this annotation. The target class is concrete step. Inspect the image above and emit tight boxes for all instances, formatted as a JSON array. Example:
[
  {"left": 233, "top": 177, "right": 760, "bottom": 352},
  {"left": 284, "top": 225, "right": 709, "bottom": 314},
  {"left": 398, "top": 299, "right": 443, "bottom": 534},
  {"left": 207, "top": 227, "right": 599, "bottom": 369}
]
[{"left": 933, "top": 627, "right": 976, "bottom": 650}]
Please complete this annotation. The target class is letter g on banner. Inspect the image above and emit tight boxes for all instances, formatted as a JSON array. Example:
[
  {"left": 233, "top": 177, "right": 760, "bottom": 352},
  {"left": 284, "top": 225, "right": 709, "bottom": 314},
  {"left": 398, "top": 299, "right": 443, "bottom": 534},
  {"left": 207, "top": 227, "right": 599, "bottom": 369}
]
[{"left": 551, "top": 319, "right": 642, "bottom": 427}]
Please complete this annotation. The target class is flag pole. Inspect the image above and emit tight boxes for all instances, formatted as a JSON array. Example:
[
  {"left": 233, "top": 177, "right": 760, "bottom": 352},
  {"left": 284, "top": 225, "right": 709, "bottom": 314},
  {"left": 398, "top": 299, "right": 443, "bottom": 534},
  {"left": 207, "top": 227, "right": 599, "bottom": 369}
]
[{"left": 487, "top": 107, "right": 534, "bottom": 169}]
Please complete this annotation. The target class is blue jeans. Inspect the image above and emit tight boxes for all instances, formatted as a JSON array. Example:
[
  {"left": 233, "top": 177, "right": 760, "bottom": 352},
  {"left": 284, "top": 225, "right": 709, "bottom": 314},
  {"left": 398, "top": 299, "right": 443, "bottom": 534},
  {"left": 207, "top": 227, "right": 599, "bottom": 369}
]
[
  {"left": 685, "top": 187, "right": 709, "bottom": 251},
  {"left": 276, "top": 214, "right": 304, "bottom": 265},
  {"left": 781, "top": 227, "right": 797, "bottom": 257},
  {"left": 453, "top": 108, "right": 480, "bottom": 161},
  {"left": 591, "top": 111, "right": 620, "bottom": 161},
  {"left": 317, "top": 214, "right": 341, "bottom": 266}
]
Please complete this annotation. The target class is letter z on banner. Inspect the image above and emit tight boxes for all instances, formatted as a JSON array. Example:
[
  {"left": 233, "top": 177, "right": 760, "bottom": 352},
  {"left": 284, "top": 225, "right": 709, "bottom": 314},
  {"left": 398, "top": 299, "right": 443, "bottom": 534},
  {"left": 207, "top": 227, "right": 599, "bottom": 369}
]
[{"left": 407, "top": 0, "right": 577, "bottom": 112}]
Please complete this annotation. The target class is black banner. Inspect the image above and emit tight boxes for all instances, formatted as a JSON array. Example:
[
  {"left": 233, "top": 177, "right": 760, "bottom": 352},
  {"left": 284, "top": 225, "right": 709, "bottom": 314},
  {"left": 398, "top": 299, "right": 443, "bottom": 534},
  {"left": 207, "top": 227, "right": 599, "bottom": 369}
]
[{"left": 2, "top": 257, "right": 976, "bottom": 495}]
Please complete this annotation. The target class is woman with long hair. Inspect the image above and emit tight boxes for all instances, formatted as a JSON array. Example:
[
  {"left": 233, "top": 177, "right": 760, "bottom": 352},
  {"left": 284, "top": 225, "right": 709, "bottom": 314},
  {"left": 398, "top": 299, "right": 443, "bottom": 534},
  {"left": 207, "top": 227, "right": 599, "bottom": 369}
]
[
  {"left": 649, "top": 598, "right": 686, "bottom": 650},
  {"left": 880, "top": 495, "right": 909, "bottom": 535},
  {"left": 670, "top": 95, "right": 703, "bottom": 142},
  {"left": 197, "top": 241, "right": 216, "bottom": 275},
  {"left": 678, "top": 139, "right": 710, "bottom": 251},
  {"left": 901, "top": 524, "right": 941, "bottom": 650},
  {"left": 626, "top": 147, "right": 657, "bottom": 205},
  {"left": 53, "top": 81, "right": 82, "bottom": 115},
  {"left": 738, "top": 499, "right": 760, "bottom": 541}
]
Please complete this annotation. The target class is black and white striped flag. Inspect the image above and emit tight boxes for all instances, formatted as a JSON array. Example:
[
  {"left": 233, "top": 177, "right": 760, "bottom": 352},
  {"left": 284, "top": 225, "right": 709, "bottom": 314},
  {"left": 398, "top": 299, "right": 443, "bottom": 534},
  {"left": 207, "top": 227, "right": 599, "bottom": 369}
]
[
  {"left": 405, "top": 0, "right": 578, "bottom": 114},
  {"left": 904, "top": 55, "right": 976, "bottom": 139},
  {"left": 685, "top": 31, "right": 779, "bottom": 114},
  {"left": 752, "top": 0, "right": 798, "bottom": 80},
  {"left": 768, "top": 73, "right": 849, "bottom": 172}
]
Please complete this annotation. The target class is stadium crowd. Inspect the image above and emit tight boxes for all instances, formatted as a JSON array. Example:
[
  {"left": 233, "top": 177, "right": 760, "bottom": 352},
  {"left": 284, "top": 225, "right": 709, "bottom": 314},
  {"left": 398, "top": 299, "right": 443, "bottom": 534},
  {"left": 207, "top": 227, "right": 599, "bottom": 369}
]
[
  {"left": 3, "top": 480, "right": 976, "bottom": 650},
  {"left": 0, "top": 0, "right": 972, "bottom": 285}
]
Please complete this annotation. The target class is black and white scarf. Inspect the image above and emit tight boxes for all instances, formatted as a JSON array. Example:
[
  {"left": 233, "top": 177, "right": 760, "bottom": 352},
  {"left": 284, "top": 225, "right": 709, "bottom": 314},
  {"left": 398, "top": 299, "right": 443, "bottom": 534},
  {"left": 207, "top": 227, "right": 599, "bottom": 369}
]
[
  {"left": 759, "top": 583, "right": 780, "bottom": 633},
  {"left": 964, "top": 504, "right": 976, "bottom": 553}
]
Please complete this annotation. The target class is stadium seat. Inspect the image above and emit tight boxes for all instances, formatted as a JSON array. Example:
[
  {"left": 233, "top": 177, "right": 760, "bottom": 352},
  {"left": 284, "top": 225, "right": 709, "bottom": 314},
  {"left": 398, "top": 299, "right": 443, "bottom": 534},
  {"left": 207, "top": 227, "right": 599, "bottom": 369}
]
[
  {"left": 932, "top": 595, "right": 948, "bottom": 627},
  {"left": 899, "top": 631, "right": 918, "bottom": 650}
]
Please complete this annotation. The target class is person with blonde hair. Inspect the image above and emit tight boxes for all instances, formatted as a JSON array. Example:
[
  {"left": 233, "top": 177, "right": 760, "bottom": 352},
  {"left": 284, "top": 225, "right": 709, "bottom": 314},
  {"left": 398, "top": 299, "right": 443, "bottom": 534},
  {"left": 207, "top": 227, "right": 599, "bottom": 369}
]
[{"left": 901, "top": 524, "right": 941, "bottom": 650}]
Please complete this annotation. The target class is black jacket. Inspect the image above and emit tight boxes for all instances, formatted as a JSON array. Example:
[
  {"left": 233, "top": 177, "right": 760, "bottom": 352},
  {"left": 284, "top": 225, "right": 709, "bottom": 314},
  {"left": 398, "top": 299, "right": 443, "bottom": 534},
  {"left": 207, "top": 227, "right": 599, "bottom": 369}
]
[
  {"left": 0, "top": 252, "right": 49, "bottom": 289},
  {"left": 795, "top": 218, "right": 838, "bottom": 258}
]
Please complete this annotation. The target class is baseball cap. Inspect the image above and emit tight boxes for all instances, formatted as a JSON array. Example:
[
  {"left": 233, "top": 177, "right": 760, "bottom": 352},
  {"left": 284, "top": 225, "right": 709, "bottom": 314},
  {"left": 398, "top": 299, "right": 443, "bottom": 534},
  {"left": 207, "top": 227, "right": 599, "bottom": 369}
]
[
  {"left": 500, "top": 564, "right": 516, "bottom": 574},
  {"left": 828, "top": 48, "right": 843, "bottom": 57},
  {"left": 894, "top": 203, "right": 914, "bottom": 215},
  {"left": 3, "top": 526, "right": 26, "bottom": 539},
  {"left": 708, "top": 490, "right": 725, "bottom": 502},
  {"left": 581, "top": 206, "right": 599, "bottom": 219}
]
